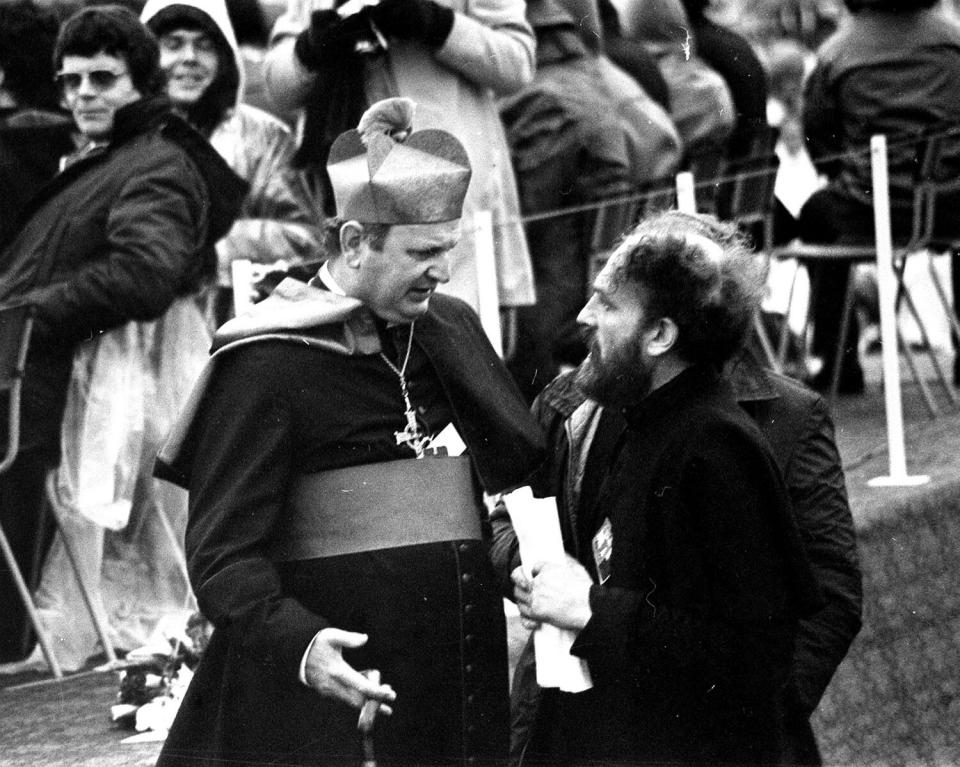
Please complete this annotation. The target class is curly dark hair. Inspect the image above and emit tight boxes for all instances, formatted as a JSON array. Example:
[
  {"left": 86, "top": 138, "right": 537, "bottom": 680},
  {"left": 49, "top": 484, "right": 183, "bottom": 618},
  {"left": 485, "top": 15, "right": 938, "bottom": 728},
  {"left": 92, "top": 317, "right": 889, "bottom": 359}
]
[
  {"left": 54, "top": 4, "right": 165, "bottom": 97},
  {"left": 844, "top": 0, "right": 939, "bottom": 11},
  {"left": 606, "top": 210, "right": 766, "bottom": 367},
  {"left": 0, "top": 0, "right": 61, "bottom": 110}
]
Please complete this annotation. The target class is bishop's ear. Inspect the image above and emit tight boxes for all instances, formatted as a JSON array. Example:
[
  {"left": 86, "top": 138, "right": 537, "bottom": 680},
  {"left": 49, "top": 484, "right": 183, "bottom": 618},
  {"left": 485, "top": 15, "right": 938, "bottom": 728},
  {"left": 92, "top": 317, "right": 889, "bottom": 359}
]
[{"left": 339, "top": 220, "right": 366, "bottom": 267}]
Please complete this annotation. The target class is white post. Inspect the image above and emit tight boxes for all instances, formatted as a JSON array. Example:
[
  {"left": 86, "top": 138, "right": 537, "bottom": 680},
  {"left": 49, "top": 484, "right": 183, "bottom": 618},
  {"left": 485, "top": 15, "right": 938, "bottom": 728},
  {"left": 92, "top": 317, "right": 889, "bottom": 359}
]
[
  {"left": 473, "top": 210, "right": 503, "bottom": 356},
  {"left": 867, "top": 134, "right": 929, "bottom": 487},
  {"left": 676, "top": 171, "right": 697, "bottom": 214},
  {"left": 231, "top": 259, "right": 255, "bottom": 317}
]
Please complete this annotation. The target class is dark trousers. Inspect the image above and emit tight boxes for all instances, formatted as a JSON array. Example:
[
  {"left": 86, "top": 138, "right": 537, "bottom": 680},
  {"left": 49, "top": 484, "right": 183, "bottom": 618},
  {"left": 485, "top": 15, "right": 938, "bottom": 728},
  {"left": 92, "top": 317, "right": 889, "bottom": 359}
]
[
  {"left": 0, "top": 351, "right": 71, "bottom": 661},
  {"left": 0, "top": 449, "right": 54, "bottom": 662},
  {"left": 797, "top": 188, "right": 903, "bottom": 381}
]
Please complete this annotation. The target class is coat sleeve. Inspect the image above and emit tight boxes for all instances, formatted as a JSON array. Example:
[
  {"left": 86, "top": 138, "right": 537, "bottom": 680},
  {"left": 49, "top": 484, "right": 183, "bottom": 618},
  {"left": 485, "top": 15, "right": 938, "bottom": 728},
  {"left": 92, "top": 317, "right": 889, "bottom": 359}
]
[
  {"left": 25, "top": 147, "right": 209, "bottom": 343},
  {"left": 571, "top": 422, "right": 800, "bottom": 698},
  {"left": 434, "top": 0, "right": 535, "bottom": 95},
  {"left": 784, "top": 395, "right": 863, "bottom": 714},
  {"left": 183, "top": 344, "right": 329, "bottom": 678}
]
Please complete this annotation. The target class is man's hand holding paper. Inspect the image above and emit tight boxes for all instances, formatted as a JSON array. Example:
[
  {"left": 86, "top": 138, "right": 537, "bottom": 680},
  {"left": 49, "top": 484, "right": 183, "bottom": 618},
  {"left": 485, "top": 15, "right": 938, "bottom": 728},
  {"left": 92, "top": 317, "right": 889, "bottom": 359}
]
[
  {"left": 501, "top": 486, "right": 592, "bottom": 692},
  {"left": 512, "top": 558, "right": 593, "bottom": 632}
]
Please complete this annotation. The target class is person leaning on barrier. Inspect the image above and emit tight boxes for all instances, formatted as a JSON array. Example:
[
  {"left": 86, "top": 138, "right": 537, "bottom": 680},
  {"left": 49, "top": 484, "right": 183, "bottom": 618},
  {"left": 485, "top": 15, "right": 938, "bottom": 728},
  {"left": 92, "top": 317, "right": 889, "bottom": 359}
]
[
  {"left": 153, "top": 97, "right": 546, "bottom": 767},
  {"left": 492, "top": 211, "right": 822, "bottom": 766},
  {"left": 0, "top": 3, "right": 244, "bottom": 667}
]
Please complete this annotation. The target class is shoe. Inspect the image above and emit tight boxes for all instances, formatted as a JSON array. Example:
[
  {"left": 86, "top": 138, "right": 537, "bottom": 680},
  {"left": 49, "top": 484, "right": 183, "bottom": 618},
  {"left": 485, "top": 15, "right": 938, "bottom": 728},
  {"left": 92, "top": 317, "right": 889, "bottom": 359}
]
[{"left": 806, "top": 366, "right": 865, "bottom": 395}]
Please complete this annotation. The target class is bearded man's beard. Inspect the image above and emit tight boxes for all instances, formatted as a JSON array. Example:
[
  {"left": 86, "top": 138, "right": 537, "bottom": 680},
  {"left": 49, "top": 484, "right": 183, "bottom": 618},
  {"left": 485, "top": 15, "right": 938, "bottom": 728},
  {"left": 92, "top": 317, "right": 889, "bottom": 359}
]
[{"left": 575, "top": 337, "right": 653, "bottom": 407}]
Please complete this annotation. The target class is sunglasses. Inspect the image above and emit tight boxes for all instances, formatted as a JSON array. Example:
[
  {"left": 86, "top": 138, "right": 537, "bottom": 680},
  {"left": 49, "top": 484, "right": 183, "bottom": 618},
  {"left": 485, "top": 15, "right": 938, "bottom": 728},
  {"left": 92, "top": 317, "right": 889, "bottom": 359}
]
[{"left": 55, "top": 69, "right": 128, "bottom": 94}]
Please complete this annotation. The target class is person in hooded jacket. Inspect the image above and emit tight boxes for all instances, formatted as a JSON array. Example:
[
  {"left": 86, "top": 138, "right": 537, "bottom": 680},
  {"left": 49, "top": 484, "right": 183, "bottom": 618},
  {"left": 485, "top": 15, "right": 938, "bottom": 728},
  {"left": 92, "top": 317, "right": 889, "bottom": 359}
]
[
  {"left": 142, "top": 0, "right": 323, "bottom": 328},
  {"left": 0, "top": 4, "right": 246, "bottom": 673}
]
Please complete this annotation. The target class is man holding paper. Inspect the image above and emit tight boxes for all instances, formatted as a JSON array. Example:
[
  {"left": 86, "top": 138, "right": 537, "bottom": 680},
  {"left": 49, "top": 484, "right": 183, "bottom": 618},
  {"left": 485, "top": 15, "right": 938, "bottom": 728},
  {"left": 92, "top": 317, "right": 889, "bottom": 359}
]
[
  {"left": 493, "top": 211, "right": 821, "bottom": 766},
  {"left": 154, "top": 97, "right": 544, "bottom": 766}
]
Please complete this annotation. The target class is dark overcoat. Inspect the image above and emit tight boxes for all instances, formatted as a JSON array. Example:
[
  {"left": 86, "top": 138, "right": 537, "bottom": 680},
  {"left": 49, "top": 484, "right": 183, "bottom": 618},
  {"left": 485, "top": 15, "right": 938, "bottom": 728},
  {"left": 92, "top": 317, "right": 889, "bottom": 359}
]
[
  {"left": 495, "top": 365, "right": 820, "bottom": 766},
  {"left": 157, "top": 288, "right": 546, "bottom": 766}
]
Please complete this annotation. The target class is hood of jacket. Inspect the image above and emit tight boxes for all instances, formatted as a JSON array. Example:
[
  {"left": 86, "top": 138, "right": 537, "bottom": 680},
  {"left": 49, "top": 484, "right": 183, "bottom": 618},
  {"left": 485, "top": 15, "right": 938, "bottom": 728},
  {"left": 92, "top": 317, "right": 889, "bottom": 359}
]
[{"left": 141, "top": 0, "right": 245, "bottom": 108}]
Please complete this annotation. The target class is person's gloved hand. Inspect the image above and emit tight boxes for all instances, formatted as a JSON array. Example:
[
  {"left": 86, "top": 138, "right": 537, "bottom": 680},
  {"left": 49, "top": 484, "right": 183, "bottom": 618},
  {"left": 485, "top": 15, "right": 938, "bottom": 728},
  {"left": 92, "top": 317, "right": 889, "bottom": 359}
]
[
  {"left": 369, "top": 0, "right": 455, "bottom": 49},
  {"left": 294, "top": 9, "right": 374, "bottom": 69}
]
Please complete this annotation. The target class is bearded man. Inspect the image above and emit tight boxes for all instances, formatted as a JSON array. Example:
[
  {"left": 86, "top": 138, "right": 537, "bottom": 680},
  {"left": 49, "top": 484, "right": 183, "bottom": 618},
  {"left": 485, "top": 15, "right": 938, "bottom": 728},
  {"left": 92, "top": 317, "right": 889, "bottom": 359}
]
[{"left": 492, "top": 210, "right": 822, "bottom": 766}]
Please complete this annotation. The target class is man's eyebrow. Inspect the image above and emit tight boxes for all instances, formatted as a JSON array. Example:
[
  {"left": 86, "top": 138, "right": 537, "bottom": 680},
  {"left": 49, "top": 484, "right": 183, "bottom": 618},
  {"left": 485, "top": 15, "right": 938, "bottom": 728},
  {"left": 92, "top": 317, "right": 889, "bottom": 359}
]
[{"left": 408, "top": 240, "right": 456, "bottom": 256}]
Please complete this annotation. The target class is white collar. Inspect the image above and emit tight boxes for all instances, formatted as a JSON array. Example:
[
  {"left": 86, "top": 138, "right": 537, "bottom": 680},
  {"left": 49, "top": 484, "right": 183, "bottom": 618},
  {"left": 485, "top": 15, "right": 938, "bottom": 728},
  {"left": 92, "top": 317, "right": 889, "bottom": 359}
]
[{"left": 319, "top": 261, "right": 347, "bottom": 296}]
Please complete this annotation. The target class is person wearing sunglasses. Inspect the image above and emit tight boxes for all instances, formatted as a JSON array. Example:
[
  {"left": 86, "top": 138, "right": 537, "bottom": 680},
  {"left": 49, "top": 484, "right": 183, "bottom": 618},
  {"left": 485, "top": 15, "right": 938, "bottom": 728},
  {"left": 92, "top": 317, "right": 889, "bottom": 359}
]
[{"left": 0, "top": 4, "right": 247, "bottom": 674}]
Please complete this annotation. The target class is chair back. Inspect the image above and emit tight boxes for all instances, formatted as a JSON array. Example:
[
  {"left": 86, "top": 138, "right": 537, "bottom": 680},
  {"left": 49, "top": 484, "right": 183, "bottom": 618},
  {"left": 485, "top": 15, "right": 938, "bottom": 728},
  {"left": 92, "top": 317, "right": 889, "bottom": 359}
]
[
  {"left": 0, "top": 303, "right": 34, "bottom": 474},
  {"left": 914, "top": 124, "right": 960, "bottom": 250},
  {"left": 715, "top": 126, "right": 780, "bottom": 252}
]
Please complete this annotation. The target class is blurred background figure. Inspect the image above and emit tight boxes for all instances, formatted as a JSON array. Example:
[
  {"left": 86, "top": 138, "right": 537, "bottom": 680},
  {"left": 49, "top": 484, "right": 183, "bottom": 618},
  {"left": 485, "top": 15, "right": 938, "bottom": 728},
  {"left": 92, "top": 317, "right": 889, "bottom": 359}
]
[
  {"left": 0, "top": 0, "right": 76, "bottom": 247},
  {"left": 0, "top": 0, "right": 75, "bottom": 664},
  {"left": 143, "top": 0, "right": 323, "bottom": 329},
  {"left": 262, "top": 0, "right": 537, "bottom": 333},
  {"left": 612, "top": 0, "right": 735, "bottom": 187},
  {"left": 794, "top": 0, "right": 960, "bottom": 393},
  {"left": 225, "top": 0, "right": 291, "bottom": 121},
  {"left": 500, "top": 0, "right": 682, "bottom": 401},
  {"left": 599, "top": 0, "right": 672, "bottom": 110},
  {"left": 680, "top": 0, "right": 769, "bottom": 168},
  {"left": 0, "top": 4, "right": 245, "bottom": 673}
]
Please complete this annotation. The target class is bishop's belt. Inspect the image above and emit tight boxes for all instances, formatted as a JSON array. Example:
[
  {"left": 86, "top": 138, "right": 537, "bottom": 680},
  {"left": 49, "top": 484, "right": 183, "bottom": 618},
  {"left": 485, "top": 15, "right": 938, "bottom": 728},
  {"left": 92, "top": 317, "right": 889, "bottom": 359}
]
[{"left": 271, "top": 456, "right": 482, "bottom": 560}]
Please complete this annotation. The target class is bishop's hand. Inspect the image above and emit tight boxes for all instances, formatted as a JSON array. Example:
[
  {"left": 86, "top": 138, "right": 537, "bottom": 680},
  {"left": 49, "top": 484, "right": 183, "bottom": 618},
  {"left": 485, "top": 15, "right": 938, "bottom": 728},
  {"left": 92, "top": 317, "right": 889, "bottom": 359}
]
[{"left": 303, "top": 628, "right": 397, "bottom": 715}]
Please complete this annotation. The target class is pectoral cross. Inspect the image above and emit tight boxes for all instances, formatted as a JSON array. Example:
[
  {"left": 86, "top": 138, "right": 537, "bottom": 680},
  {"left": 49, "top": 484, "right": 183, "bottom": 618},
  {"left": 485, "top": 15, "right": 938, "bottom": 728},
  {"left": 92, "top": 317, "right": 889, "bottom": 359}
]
[{"left": 394, "top": 406, "right": 432, "bottom": 459}]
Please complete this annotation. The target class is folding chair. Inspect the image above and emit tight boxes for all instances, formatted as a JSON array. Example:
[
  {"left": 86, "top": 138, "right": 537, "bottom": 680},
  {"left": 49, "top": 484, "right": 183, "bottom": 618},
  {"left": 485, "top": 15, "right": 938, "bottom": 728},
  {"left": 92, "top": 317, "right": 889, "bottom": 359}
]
[
  {"left": 1, "top": 303, "right": 121, "bottom": 677},
  {"left": 0, "top": 304, "right": 63, "bottom": 678},
  {"left": 771, "top": 131, "right": 959, "bottom": 410},
  {"left": 911, "top": 131, "right": 960, "bottom": 375}
]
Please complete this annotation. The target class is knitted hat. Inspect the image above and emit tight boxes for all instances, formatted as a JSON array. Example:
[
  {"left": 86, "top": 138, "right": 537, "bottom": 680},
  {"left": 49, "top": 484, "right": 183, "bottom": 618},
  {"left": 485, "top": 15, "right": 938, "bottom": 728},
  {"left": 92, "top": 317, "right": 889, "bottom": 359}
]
[{"left": 327, "top": 97, "right": 472, "bottom": 225}]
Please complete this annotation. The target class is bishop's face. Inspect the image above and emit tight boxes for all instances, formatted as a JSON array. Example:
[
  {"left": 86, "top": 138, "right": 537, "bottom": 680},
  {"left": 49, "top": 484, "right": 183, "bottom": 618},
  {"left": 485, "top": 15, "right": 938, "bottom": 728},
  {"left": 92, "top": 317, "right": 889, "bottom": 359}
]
[{"left": 354, "top": 220, "right": 459, "bottom": 324}]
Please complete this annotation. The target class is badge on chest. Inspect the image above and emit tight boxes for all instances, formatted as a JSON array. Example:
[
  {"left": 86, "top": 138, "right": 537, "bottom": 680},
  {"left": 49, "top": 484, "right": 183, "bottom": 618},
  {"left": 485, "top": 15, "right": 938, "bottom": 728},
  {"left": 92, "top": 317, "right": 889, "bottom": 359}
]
[{"left": 592, "top": 517, "right": 613, "bottom": 584}]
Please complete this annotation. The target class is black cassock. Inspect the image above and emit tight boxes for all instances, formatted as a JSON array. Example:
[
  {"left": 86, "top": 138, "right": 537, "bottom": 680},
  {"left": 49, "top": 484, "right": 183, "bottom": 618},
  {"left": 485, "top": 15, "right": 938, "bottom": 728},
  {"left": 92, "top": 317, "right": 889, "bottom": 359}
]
[{"left": 156, "top": 285, "right": 544, "bottom": 766}]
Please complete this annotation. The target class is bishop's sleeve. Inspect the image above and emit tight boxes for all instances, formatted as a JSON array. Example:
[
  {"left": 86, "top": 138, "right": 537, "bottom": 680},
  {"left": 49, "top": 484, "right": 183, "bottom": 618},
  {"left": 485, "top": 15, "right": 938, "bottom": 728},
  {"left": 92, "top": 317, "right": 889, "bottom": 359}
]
[{"left": 182, "top": 344, "right": 330, "bottom": 679}]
